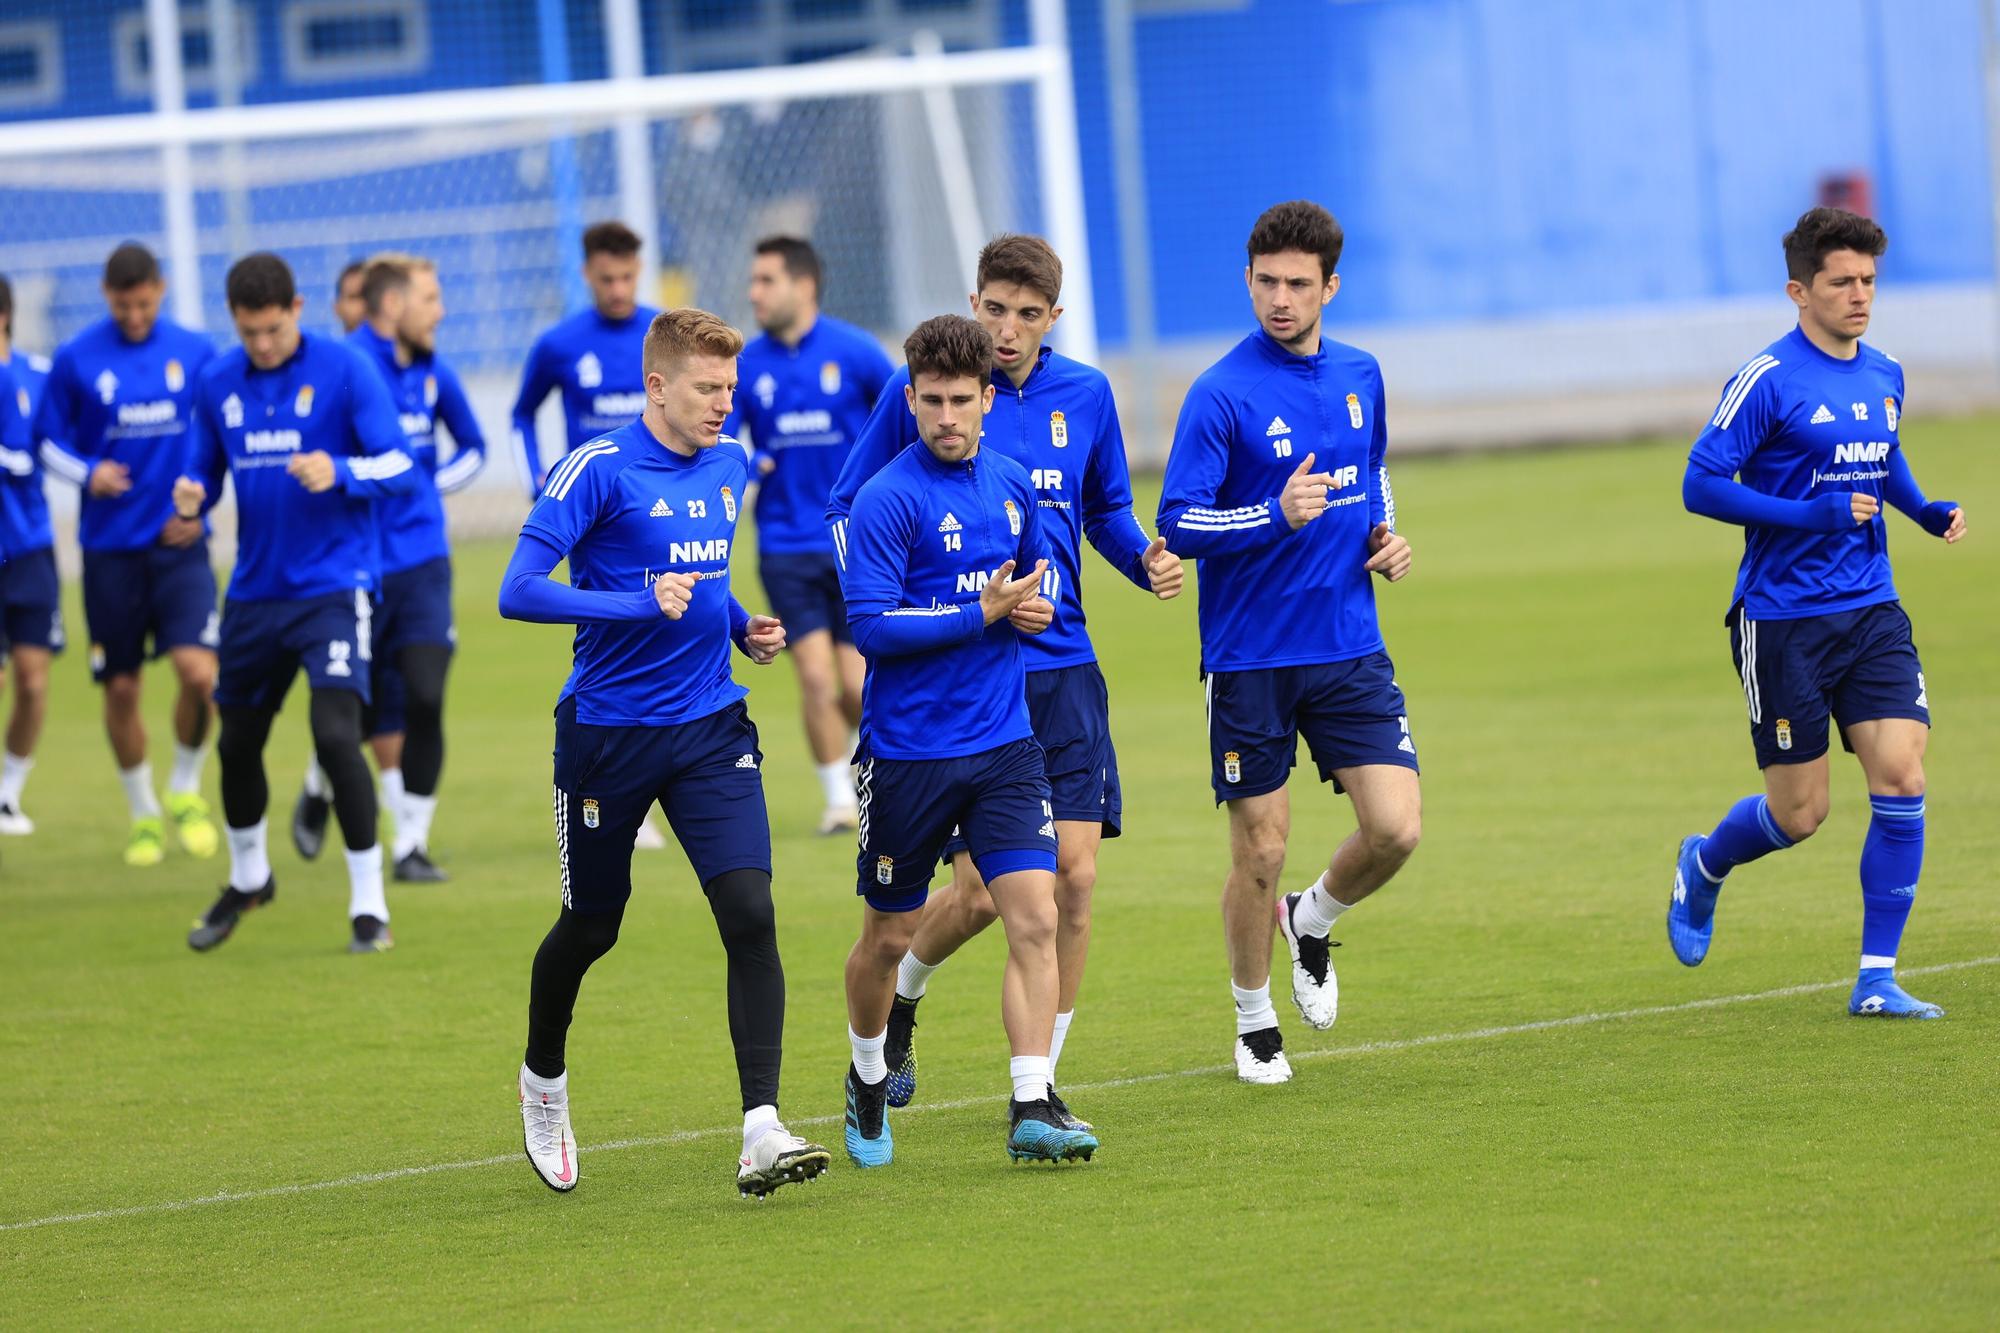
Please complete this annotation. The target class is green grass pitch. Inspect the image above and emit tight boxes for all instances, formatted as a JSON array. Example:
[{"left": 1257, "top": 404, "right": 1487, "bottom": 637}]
[{"left": 1, "top": 421, "right": 1994, "bottom": 1326}]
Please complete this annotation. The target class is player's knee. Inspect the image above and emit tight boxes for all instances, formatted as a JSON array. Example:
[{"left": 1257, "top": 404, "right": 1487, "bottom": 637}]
[
  {"left": 12, "top": 664, "right": 49, "bottom": 705},
  {"left": 215, "top": 706, "right": 267, "bottom": 767},
  {"left": 308, "top": 690, "right": 365, "bottom": 755},
  {"left": 401, "top": 647, "right": 450, "bottom": 719},
  {"left": 1769, "top": 792, "right": 1828, "bottom": 842},
  {"left": 1054, "top": 857, "right": 1096, "bottom": 915},
  {"left": 705, "top": 868, "right": 777, "bottom": 953},
  {"left": 1365, "top": 813, "right": 1422, "bottom": 865},
  {"left": 1237, "top": 835, "right": 1287, "bottom": 888},
  {"left": 103, "top": 675, "right": 142, "bottom": 713},
  {"left": 1871, "top": 763, "right": 1925, "bottom": 799},
  {"left": 558, "top": 905, "right": 624, "bottom": 961},
  {"left": 175, "top": 655, "right": 216, "bottom": 696}
]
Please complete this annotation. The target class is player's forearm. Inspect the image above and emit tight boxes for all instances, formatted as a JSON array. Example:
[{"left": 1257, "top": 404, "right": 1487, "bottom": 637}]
[
  {"left": 36, "top": 437, "right": 90, "bottom": 487},
  {"left": 1880, "top": 450, "right": 1958, "bottom": 535},
  {"left": 848, "top": 605, "right": 983, "bottom": 658},
  {"left": 727, "top": 596, "right": 753, "bottom": 653},
  {"left": 336, "top": 451, "right": 421, "bottom": 496},
  {"left": 1682, "top": 464, "right": 1851, "bottom": 533},
  {"left": 1084, "top": 507, "right": 1153, "bottom": 589},
  {"left": 499, "top": 535, "right": 659, "bottom": 625},
  {"left": 434, "top": 444, "right": 487, "bottom": 495},
  {"left": 1157, "top": 497, "right": 1290, "bottom": 556},
  {"left": 511, "top": 418, "right": 543, "bottom": 498}
]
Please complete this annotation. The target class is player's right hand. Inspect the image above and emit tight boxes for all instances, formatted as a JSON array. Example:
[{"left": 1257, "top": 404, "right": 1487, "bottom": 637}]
[
  {"left": 171, "top": 475, "right": 206, "bottom": 519},
  {"left": 89, "top": 459, "right": 133, "bottom": 498},
  {"left": 653, "top": 570, "right": 699, "bottom": 619},
  {"left": 979, "top": 558, "right": 1049, "bottom": 625},
  {"left": 1280, "top": 453, "right": 1336, "bottom": 529},
  {"left": 1849, "top": 493, "right": 1880, "bottom": 525}
]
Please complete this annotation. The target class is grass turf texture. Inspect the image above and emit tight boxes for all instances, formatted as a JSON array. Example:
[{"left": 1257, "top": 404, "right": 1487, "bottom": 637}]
[{"left": 2, "top": 421, "right": 1995, "bottom": 1327}]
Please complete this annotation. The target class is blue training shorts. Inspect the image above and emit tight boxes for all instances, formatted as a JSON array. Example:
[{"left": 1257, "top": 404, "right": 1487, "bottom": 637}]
[
  {"left": 759, "top": 548, "right": 851, "bottom": 644},
  {"left": 1205, "top": 652, "right": 1419, "bottom": 803},
  {"left": 552, "top": 695, "right": 772, "bottom": 913},
  {"left": 81, "top": 541, "right": 218, "bottom": 681},
  {"left": 942, "top": 661, "right": 1120, "bottom": 865},
  {"left": 856, "top": 736, "right": 1058, "bottom": 912},
  {"left": 1729, "top": 599, "right": 1929, "bottom": 769},
  {"left": 215, "top": 588, "right": 375, "bottom": 710},
  {"left": 0, "top": 545, "right": 65, "bottom": 655}
]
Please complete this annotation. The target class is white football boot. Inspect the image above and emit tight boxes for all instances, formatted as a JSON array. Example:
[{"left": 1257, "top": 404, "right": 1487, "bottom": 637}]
[
  {"left": 1234, "top": 1027, "right": 1293, "bottom": 1084},
  {"left": 737, "top": 1125, "right": 833, "bottom": 1198},
  {"left": 0, "top": 800, "right": 33, "bottom": 836},
  {"left": 1276, "top": 891, "right": 1339, "bottom": 1030},
  {"left": 519, "top": 1066, "right": 578, "bottom": 1192}
]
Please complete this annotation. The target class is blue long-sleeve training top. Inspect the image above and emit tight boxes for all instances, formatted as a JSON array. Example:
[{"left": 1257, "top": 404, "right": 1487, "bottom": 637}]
[
  {"left": 35, "top": 316, "right": 215, "bottom": 552},
  {"left": 349, "top": 324, "right": 487, "bottom": 574},
  {"left": 0, "top": 358, "right": 51, "bottom": 553},
  {"left": 1157, "top": 328, "right": 1393, "bottom": 675},
  {"left": 510, "top": 305, "right": 660, "bottom": 497},
  {"left": 840, "top": 439, "right": 1050, "bottom": 761},
  {"left": 183, "top": 332, "right": 417, "bottom": 603},
  {"left": 1682, "top": 324, "right": 1953, "bottom": 622},
  {"left": 505, "top": 417, "right": 755, "bottom": 727},
  {"left": 827, "top": 346, "right": 1153, "bottom": 672},
  {"left": 724, "top": 314, "right": 892, "bottom": 557}
]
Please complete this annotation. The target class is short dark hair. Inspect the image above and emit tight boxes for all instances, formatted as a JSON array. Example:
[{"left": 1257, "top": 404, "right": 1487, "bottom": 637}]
[
  {"left": 582, "top": 220, "right": 643, "bottom": 260},
  {"left": 903, "top": 314, "right": 993, "bottom": 384},
  {"left": 0, "top": 273, "right": 11, "bottom": 336},
  {"left": 976, "top": 234, "right": 1062, "bottom": 306},
  {"left": 1783, "top": 207, "right": 1887, "bottom": 285},
  {"left": 103, "top": 242, "right": 162, "bottom": 291},
  {"left": 359, "top": 252, "right": 431, "bottom": 314},
  {"left": 1246, "top": 201, "right": 1343, "bottom": 281},
  {"left": 226, "top": 252, "right": 297, "bottom": 312},
  {"left": 754, "top": 235, "right": 822, "bottom": 295},
  {"left": 336, "top": 258, "right": 366, "bottom": 293}
]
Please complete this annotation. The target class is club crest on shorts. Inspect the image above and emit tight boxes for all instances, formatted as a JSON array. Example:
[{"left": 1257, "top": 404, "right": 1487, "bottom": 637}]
[
  {"left": 1346, "top": 392, "right": 1364, "bottom": 429},
  {"left": 165, "top": 359, "right": 185, "bottom": 392},
  {"left": 876, "top": 855, "right": 895, "bottom": 886},
  {"left": 1775, "top": 719, "right": 1793, "bottom": 751},
  {"left": 721, "top": 485, "right": 737, "bottom": 522},
  {"left": 1223, "top": 750, "right": 1242, "bottom": 784},
  {"left": 1004, "top": 498, "right": 1021, "bottom": 536},
  {"left": 1884, "top": 397, "right": 1899, "bottom": 431},
  {"left": 821, "top": 361, "right": 841, "bottom": 396},
  {"left": 294, "top": 384, "right": 315, "bottom": 418},
  {"left": 582, "top": 797, "right": 600, "bottom": 829},
  {"left": 1050, "top": 410, "right": 1068, "bottom": 448}
]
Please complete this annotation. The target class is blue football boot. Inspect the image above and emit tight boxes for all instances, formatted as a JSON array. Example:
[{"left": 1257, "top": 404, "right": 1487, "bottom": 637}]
[
  {"left": 843, "top": 1064, "right": 894, "bottom": 1167},
  {"left": 1667, "top": 834, "right": 1721, "bottom": 967},
  {"left": 1850, "top": 969, "right": 1945, "bottom": 1019},
  {"left": 883, "top": 994, "right": 920, "bottom": 1108},
  {"left": 1007, "top": 1098, "right": 1098, "bottom": 1164}
]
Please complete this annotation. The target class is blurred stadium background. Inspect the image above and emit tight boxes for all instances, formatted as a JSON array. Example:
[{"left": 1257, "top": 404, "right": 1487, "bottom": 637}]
[{"left": 1, "top": 0, "right": 1995, "bottom": 520}]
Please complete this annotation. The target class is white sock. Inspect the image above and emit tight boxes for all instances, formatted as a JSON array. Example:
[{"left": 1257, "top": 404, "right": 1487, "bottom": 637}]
[
  {"left": 346, "top": 844, "right": 388, "bottom": 923},
  {"left": 896, "top": 950, "right": 939, "bottom": 1000},
  {"left": 850, "top": 1025, "right": 887, "bottom": 1084},
  {"left": 521, "top": 1063, "right": 566, "bottom": 1098},
  {"left": 379, "top": 767, "right": 406, "bottom": 846},
  {"left": 1860, "top": 953, "right": 1897, "bottom": 972},
  {"left": 1232, "top": 981, "right": 1278, "bottom": 1036},
  {"left": 0, "top": 751, "right": 32, "bottom": 807},
  {"left": 1292, "top": 872, "right": 1352, "bottom": 938},
  {"left": 302, "top": 758, "right": 330, "bottom": 799},
  {"left": 227, "top": 819, "right": 271, "bottom": 892},
  {"left": 818, "top": 760, "right": 855, "bottom": 809},
  {"left": 742, "top": 1103, "right": 780, "bottom": 1152},
  {"left": 1009, "top": 1054, "right": 1051, "bottom": 1104},
  {"left": 168, "top": 742, "right": 206, "bottom": 797},
  {"left": 1049, "top": 1009, "right": 1075, "bottom": 1077},
  {"left": 120, "top": 761, "right": 162, "bottom": 819},
  {"left": 397, "top": 792, "right": 436, "bottom": 860}
]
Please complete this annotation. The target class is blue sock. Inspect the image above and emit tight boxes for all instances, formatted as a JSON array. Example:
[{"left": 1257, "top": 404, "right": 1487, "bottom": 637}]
[
  {"left": 1858, "top": 794, "right": 1924, "bottom": 970},
  {"left": 1698, "top": 795, "right": 1793, "bottom": 881}
]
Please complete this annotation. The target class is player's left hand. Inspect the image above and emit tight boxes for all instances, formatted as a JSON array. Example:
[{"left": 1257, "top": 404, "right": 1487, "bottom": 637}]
[
  {"left": 287, "top": 451, "right": 337, "bottom": 493},
  {"left": 1364, "top": 521, "right": 1412, "bottom": 582},
  {"left": 743, "top": 614, "right": 785, "bottom": 664},
  {"left": 757, "top": 455, "right": 777, "bottom": 476},
  {"left": 1143, "top": 535, "right": 1184, "bottom": 600},
  {"left": 1009, "top": 596, "right": 1055, "bottom": 635},
  {"left": 1943, "top": 506, "right": 1967, "bottom": 544}
]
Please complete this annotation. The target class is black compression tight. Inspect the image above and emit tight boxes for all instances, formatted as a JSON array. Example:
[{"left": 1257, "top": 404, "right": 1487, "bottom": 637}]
[
  {"left": 395, "top": 643, "right": 451, "bottom": 797},
  {"left": 524, "top": 905, "right": 625, "bottom": 1079},
  {"left": 217, "top": 691, "right": 377, "bottom": 853}
]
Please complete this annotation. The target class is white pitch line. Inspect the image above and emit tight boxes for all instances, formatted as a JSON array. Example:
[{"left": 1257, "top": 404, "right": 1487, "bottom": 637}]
[{"left": 5, "top": 955, "right": 1993, "bottom": 1236}]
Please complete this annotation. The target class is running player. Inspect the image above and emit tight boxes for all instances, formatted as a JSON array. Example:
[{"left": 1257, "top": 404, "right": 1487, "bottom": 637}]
[
  {"left": 511, "top": 221, "right": 660, "bottom": 495},
  {"left": 0, "top": 275, "right": 59, "bottom": 836},
  {"left": 291, "top": 253, "right": 485, "bottom": 880},
  {"left": 726, "top": 236, "right": 893, "bottom": 833},
  {"left": 34, "top": 243, "right": 221, "bottom": 867},
  {"left": 838, "top": 313, "right": 1096, "bottom": 1167},
  {"left": 1157, "top": 200, "right": 1419, "bottom": 1084},
  {"left": 1670, "top": 207, "right": 1966, "bottom": 1019},
  {"left": 825, "top": 234, "right": 1181, "bottom": 1121},
  {"left": 499, "top": 307, "right": 828, "bottom": 1197},
  {"left": 174, "top": 252, "right": 419, "bottom": 954}
]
